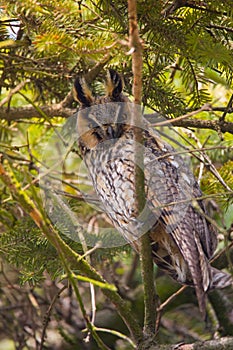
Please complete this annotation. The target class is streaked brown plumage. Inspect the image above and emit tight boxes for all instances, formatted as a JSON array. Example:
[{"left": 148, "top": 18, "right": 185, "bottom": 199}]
[{"left": 73, "top": 69, "right": 232, "bottom": 316}]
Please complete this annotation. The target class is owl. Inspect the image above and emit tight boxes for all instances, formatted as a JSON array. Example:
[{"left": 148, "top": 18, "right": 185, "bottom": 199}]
[{"left": 73, "top": 69, "right": 232, "bottom": 316}]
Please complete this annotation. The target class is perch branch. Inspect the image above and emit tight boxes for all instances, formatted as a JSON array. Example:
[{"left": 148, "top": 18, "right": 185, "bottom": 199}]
[
  {"left": 128, "top": 0, "right": 157, "bottom": 339},
  {"left": 1, "top": 104, "right": 233, "bottom": 135}
]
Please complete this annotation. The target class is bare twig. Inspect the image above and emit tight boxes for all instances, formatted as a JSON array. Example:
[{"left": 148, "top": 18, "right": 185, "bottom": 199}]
[
  {"left": 219, "top": 93, "right": 233, "bottom": 122},
  {"left": 39, "top": 285, "right": 67, "bottom": 350},
  {"left": 157, "top": 286, "right": 187, "bottom": 313},
  {"left": 0, "top": 79, "right": 30, "bottom": 108},
  {"left": 151, "top": 105, "right": 209, "bottom": 127},
  {"left": 211, "top": 242, "right": 233, "bottom": 265},
  {"left": 93, "top": 327, "right": 137, "bottom": 348},
  {"left": 178, "top": 128, "right": 233, "bottom": 193}
]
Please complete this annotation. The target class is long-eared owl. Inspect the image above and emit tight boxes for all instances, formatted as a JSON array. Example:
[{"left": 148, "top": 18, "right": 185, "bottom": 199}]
[{"left": 73, "top": 69, "right": 232, "bottom": 315}]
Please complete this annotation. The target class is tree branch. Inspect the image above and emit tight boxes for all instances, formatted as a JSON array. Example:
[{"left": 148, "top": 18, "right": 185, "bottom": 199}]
[
  {"left": 0, "top": 54, "right": 111, "bottom": 116},
  {"left": 0, "top": 104, "right": 74, "bottom": 120},
  {"left": 0, "top": 158, "right": 143, "bottom": 345},
  {"left": 128, "top": 0, "right": 157, "bottom": 340},
  {"left": 2, "top": 101, "right": 233, "bottom": 135},
  {"left": 179, "top": 336, "right": 233, "bottom": 350},
  {"left": 137, "top": 336, "right": 233, "bottom": 349},
  {"left": 219, "top": 93, "right": 233, "bottom": 122},
  {"left": 162, "top": 0, "right": 226, "bottom": 17},
  {"left": 146, "top": 113, "right": 233, "bottom": 134}
]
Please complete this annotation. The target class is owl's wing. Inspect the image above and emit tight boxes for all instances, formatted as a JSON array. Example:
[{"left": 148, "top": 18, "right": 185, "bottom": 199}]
[
  {"left": 162, "top": 204, "right": 211, "bottom": 315},
  {"left": 144, "top": 134, "right": 212, "bottom": 314},
  {"left": 192, "top": 181, "right": 218, "bottom": 258}
]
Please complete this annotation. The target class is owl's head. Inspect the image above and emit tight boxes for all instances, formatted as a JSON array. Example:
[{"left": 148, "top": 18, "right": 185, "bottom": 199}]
[{"left": 73, "top": 70, "right": 131, "bottom": 152}]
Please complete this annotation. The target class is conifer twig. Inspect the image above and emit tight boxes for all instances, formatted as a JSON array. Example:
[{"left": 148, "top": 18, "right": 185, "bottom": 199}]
[{"left": 0, "top": 157, "right": 142, "bottom": 345}]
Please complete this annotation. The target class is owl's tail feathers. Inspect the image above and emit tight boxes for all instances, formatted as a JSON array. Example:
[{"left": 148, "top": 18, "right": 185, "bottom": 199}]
[
  {"left": 210, "top": 267, "right": 233, "bottom": 290},
  {"left": 193, "top": 267, "right": 232, "bottom": 319}
]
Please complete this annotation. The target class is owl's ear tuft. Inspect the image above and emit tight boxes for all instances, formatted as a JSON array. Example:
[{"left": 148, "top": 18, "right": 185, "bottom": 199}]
[
  {"left": 73, "top": 77, "right": 94, "bottom": 107},
  {"left": 105, "top": 69, "right": 123, "bottom": 99}
]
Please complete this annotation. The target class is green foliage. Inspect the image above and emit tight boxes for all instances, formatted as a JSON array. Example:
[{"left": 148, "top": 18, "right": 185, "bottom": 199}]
[
  {"left": 201, "top": 160, "right": 233, "bottom": 208},
  {"left": 1, "top": 0, "right": 232, "bottom": 107},
  {"left": 0, "top": 216, "right": 59, "bottom": 284},
  {"left": 1, "top": 1, "right": 233, "bottom": 349},
  {"left": 0, "top": 218, "right": 61, "bottom": 284}
]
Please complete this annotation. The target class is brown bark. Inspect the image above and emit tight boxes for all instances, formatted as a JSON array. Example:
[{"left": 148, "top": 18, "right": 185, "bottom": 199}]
[{"left": 1, "top": 105, "right": 233, "bottom": 135}]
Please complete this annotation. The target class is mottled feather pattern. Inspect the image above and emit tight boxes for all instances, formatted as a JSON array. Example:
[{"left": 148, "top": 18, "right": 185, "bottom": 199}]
[{"left": 74, "top": 70, "right": 232, "bottom": 316}]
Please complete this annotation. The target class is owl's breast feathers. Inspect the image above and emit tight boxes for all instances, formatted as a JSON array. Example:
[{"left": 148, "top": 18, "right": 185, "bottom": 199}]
[{"left": 74, "top": 70, "right": 232, "bottom": 316}]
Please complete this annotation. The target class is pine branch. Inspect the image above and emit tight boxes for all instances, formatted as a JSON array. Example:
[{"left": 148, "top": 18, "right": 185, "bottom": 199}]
[
  {"left": 0, "top": 104, "right": 74, "bottom": 120},
  {"left": 1, "top": 103, "right": 233, "bottom": 135},
  {"left": 146, "top": 113, "right": 233, "bottom": 135},
  {"left": 162, "top": 0, "right": 227, "bottom": 17},
  {"left": 0, "top": 158, "right": 143, "bottom": 345}
]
